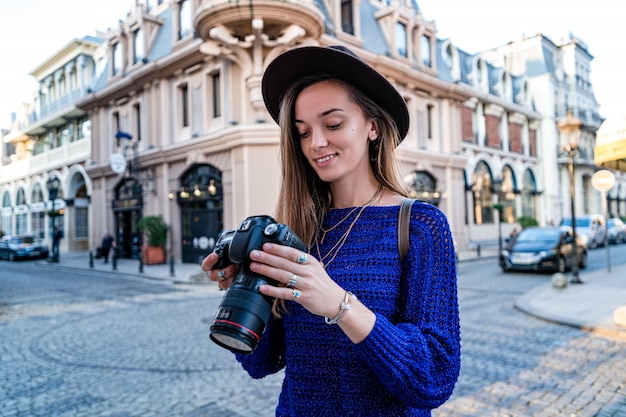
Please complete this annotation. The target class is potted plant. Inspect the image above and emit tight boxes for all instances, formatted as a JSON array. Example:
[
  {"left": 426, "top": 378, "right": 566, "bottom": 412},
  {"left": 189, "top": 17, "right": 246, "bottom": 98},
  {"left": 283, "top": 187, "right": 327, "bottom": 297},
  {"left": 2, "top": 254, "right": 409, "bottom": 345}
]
[{"left": 137, "top": 215, "right": 169, "bottom": 264}]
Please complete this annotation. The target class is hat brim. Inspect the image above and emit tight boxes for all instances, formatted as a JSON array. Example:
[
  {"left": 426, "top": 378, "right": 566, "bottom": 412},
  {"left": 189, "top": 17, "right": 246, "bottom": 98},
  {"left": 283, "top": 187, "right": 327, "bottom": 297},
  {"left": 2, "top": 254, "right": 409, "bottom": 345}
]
[{"left": 262, "top": 46, "right": 409, "bottom": 142}]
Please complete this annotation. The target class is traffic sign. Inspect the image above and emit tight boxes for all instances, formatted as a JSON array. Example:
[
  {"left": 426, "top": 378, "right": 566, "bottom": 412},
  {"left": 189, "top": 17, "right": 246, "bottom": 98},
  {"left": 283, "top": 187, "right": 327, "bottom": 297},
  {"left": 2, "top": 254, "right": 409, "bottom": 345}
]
[{"left": 591, "top": 169, "right": 616, "bottom": 192}]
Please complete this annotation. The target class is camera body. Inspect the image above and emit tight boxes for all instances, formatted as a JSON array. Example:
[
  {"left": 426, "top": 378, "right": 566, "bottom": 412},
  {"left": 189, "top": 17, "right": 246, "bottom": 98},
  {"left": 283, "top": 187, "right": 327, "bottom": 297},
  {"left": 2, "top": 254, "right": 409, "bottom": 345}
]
[{"left": 210, "top": 215, "right": 307, "bottom": 354}]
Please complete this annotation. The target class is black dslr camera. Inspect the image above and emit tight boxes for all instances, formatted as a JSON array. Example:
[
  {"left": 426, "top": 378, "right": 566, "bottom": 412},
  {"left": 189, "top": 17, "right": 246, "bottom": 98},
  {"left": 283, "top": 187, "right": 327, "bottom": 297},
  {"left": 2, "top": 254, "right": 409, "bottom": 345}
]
[{"left": 209, "top": 215, "right": 307, "bottom": 354}]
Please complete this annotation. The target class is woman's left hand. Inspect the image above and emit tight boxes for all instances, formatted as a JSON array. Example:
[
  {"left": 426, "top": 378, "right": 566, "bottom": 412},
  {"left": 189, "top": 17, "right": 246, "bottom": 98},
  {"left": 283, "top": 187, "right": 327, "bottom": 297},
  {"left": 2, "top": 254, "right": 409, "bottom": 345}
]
[{"left": 249, "top": 243, "right": 345, "bottom": 319}]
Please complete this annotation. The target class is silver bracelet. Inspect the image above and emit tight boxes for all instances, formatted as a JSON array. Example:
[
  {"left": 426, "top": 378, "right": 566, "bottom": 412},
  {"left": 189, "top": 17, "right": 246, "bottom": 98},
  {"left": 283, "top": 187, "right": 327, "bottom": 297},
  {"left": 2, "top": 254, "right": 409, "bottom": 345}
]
[{"left": 325, "top": 291, "right": 355, "bottom": 325}]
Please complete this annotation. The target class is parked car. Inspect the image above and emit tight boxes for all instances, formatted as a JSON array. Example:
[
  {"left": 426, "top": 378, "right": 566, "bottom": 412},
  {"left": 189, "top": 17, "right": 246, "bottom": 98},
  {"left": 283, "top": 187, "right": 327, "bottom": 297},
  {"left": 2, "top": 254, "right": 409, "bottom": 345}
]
[
  {"left": 607, "top": 218, "right": 626, "bottom": 244},
  {"left": 499, "top": 226, "right": 587, "bottom": 273},
  {"left": 0, "top": 235, "right": 50, "bottom": 261},
  {"left": 559, "top": 214, "right": 606, "bottom": 249}
]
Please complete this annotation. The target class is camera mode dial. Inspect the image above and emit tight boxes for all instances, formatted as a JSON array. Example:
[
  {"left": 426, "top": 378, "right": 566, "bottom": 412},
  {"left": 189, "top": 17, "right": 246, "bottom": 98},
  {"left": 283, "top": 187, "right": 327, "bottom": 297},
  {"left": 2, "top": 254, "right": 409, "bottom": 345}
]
[{"left": 263, "top": 223, "right": 279, "bottom": 237}]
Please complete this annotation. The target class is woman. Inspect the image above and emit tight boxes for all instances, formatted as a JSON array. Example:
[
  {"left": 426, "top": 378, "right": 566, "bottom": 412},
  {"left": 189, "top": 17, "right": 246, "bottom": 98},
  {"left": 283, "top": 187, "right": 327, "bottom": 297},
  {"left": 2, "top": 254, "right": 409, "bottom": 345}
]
[{"left": 202, "top": 45, "right": 460, "bottom": 416}]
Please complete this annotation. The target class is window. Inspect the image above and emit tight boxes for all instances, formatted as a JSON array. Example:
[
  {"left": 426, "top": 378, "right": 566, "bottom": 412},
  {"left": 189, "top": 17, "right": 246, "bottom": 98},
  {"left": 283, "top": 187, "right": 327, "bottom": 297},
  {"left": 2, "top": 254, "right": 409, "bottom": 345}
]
[
  {"left": 180, "top": 84, "right": 189, "bottom": 127},
  {"left": 113, "top": 112, "right": 120, "bottom": 134},
  {"left": 78, "top": 117, "right": 91, "bottom": 140},
  {"left": 427, "top": 104, "right": 434, "bottom": 139},
  {"left": 211, "top": 72, "right": 221, "bottom": 118},
  {"left": 75, "top": 207, "right": 88, "bottom": 239},
  {"left": 2, "top": 191, "right": 11, "bottom": 236},
  {"left": 134, "top": 103, "right": 142, "bottom": 141},
  {"left": 395, "top": 23, "right": 407, "bottom": 57},
  {"left": 405, "top": 171, "right": 441, "bottom": 206},
  {"left": 471, "top": 161, "right": 494, "bottom": 224},
  {"left": 421, "top": 34, "right": 431, "bottom": 67},
  {"left": 15, "top": 188, "right": 27, "bottom": 235},
  {"left": 133, "top": 28, "right": 145, "bottom": 64},
  {"left": 178, "top": 0, "right": 192, "bottom": 39},
  {"left": 31, "top": 184, "right": 45, "bottom": 239},
  {"left": 112, "top": 42, "right": 123, "bottom": 75},
  {"left": 521, "top": 169, "right": 537, "bottom": 219},
  {"left": 341, "top": 0, "right": 354, "bottom": 34}
]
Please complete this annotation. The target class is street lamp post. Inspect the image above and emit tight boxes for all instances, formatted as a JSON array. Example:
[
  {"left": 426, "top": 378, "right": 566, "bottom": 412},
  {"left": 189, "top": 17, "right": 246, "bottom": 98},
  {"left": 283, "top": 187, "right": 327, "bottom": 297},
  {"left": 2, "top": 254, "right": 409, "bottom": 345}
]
[
  {"left": 492, "top": 177, "right": 504, "bottom": 255},
  {"left": 558, "top": 110, "right": 583, "bottom": 284},
  {"left": 46, "top": 176, "right": 61, "bottom": 262}
]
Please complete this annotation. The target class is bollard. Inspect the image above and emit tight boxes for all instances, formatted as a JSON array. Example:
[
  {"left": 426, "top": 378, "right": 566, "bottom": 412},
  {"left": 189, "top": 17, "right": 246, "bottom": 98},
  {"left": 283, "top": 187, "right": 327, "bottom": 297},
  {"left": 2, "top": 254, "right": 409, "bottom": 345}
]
[
  {"left": 139, "top": 256, "right": 144, "bottom": 273},
  {"left": 476, "top": 244, "right": 481, "bottom": 257},
  {"left": 112, "top": 253, "right": 117, "bottom": 271},
  {"left": 169, "top": 253, "right": 175, "bottom": 277},
  {"left": 89, "top": 251, "right": 94, "bottom": 269}
]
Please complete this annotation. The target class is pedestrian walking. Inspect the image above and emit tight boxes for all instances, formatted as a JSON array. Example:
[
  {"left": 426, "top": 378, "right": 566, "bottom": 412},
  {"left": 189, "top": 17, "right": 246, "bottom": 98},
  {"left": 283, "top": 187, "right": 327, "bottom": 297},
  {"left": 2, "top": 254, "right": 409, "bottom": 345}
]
[
  {"left": 100, "top": 231, "right": 115, "bottom": 263},
  {"left": 51, "top": 226, "right": 62, "bottom": 262},
  {"left": 202, "top": 45, "right": 460, "bottom": 416}
]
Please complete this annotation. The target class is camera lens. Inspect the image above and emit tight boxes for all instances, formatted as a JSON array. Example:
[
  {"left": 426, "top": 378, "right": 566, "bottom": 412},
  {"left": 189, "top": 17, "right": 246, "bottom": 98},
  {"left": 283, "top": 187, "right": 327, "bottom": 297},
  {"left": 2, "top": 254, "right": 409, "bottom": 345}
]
[{"left": 209, "top": 277, "right": 273, "bottom": 354}]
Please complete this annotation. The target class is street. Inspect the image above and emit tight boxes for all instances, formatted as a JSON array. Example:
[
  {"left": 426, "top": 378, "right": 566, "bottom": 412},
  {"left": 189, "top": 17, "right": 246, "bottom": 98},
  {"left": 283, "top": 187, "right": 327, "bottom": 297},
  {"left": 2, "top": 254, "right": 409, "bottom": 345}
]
[{"left": 1, "top": 248, "right": 625, "bottom": 416}]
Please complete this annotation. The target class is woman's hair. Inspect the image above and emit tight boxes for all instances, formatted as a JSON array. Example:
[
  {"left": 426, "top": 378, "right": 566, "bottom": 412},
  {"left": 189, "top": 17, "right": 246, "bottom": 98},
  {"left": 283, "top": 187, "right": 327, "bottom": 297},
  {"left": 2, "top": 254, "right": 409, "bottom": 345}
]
[{"left": 274, "top": 74, "right": 409, "bottom": 246}]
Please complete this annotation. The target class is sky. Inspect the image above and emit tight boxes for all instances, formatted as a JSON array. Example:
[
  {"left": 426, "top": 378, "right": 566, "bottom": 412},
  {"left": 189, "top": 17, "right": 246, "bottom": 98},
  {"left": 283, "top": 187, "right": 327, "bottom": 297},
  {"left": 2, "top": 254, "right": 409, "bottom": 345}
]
[{"left": 1, "top": 0, "right": 624, "bottom": 130}]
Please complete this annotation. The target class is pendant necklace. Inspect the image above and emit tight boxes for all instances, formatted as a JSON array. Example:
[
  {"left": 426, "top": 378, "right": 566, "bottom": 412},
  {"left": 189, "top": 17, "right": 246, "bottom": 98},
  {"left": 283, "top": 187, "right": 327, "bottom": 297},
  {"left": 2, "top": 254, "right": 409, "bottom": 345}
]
[{"left": 315, "top": 185, "right": 382, "bottom": 268}]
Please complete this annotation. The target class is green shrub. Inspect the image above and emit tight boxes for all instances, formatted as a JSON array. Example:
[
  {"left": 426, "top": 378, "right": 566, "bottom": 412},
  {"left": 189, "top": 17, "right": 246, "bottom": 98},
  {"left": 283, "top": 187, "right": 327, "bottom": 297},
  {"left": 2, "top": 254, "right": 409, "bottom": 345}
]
[
  {"left": 137, "top": 215, "right": 169, "bottom": 247},
  {"left": 517, "top": 216, "right": 539, "bottom": 229}
]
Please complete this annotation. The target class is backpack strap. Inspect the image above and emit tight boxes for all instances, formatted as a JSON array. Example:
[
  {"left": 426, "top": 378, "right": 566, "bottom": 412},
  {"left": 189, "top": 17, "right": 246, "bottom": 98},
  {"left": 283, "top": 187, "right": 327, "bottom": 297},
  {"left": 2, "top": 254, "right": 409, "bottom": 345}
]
[{"left": 398, "top": 198, "right": 414, "bottom": 262}]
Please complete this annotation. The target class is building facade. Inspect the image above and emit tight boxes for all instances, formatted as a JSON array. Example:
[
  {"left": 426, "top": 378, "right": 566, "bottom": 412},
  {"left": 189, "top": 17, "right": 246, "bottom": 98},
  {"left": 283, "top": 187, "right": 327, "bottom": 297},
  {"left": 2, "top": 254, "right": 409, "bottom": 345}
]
[{"left": 2, "top": 0, "right": 618, "bottom": 263}]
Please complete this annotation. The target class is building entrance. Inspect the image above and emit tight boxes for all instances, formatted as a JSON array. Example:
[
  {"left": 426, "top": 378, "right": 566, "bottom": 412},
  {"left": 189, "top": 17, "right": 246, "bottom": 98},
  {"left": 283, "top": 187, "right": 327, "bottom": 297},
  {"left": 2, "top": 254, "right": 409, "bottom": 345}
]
[
  {"left": 112, "top": 178, "right": 142, "bottom": 259},
  {"left": 176, "top": 164, "right": 223, "bottom": 263}
]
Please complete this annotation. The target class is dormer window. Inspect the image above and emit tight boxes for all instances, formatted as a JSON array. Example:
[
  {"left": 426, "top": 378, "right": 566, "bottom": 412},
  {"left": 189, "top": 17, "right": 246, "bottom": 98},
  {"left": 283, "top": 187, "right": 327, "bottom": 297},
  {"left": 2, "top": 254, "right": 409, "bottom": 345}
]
[
  {"left": 441, "top": 41, "right": 460, "bottom": 81},
  {"left": 133, "top": 28, "right": 145, "bottom": 64},
  {"left": 395, "top": 22, "right": 407, "bottom": 57},
  {"left": 421, "top": 34, "right": 431, "bottom": 67},
  {"left": 112, "top": 42, "right": 123, "bottom": 75}
]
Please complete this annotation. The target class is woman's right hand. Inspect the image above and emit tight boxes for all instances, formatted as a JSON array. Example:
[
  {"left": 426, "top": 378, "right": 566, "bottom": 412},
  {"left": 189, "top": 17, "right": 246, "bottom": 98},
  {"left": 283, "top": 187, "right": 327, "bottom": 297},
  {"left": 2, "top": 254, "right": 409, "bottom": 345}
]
[{"left": 201, "top": 252, "right": 239, "bottom": 290}]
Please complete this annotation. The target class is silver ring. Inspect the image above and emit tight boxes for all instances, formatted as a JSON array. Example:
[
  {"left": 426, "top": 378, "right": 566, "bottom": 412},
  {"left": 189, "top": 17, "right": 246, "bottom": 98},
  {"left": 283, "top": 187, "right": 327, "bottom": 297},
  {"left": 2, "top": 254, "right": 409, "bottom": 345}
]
[
  {"left": 296, "top": 252, "right": 307, "bottom": 264},
  {"left": 291, "top": 289, "right": 301, "bottom": 300},
  {"left": 218, "top": 270, "right": 225, "bottom": 280},
  {"left": 287, "top": 274, "right": 298, "bottom": 288}
]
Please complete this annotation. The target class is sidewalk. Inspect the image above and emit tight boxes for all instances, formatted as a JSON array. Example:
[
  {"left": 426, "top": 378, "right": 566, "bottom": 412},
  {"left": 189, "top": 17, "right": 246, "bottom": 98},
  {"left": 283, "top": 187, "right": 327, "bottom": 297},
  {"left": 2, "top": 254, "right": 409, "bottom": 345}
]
[
  {"left": 460, "top": 246, "right": 626, "bottom": 340},
  {"left": 36, "top": 250, "right": 210, "bottom": 285},
  {"left": 36, "top": 248, "right": 626, "bottom": 340}
]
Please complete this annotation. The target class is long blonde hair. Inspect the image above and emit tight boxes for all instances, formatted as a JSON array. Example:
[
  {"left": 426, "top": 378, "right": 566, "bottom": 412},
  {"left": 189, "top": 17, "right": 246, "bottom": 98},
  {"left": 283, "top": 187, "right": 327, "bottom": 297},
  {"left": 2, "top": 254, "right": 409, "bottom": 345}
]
[{"left": 273, "top": 74, "right": 409, "bottom": 246}]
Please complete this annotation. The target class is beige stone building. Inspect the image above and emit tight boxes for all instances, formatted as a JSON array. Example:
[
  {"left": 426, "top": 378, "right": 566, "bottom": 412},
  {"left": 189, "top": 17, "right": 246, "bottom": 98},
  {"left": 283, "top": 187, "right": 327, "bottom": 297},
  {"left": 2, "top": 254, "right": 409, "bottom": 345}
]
[{"left": 4, "top": 0, "right": 615, "bottom": 264}]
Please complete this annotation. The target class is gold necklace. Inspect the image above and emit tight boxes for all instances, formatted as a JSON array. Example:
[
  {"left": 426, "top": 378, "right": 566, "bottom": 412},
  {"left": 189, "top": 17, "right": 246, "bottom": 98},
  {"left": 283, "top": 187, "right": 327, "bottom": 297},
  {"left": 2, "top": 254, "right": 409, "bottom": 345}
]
[
  {"left": 315, "top": 186, "right": 382, "bottom": 268},
  {"left": 318, "top": 206, "right": 360, "bottom": 245}
]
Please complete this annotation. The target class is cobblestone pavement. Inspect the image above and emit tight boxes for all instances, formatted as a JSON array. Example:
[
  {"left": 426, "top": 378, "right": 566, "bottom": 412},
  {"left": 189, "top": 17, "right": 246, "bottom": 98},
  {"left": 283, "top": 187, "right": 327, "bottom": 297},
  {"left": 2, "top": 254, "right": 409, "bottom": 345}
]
[
  {"left": 434, "top": 288, "right": 626, "bottom": 417},
  {"left": 1, "top": 285, "right": 284, "bottom": 417},
  {"left": 2, "top": 269, "right": 626, "bottom": 416}
]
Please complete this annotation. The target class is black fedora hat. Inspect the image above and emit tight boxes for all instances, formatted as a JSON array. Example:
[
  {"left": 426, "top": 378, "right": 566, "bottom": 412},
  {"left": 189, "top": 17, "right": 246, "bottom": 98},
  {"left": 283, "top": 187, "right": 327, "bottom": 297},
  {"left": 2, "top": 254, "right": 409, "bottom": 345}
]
[{"left": 261, "top": 45, "right": 409, "bottom": 142}]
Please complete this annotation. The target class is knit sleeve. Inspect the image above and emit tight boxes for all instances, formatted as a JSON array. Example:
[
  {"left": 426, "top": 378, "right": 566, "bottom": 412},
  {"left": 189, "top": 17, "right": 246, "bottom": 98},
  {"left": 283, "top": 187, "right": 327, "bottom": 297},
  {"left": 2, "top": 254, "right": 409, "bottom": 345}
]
[
  {"left": 235, "top": 315, "right": 286, "bottom": 379},
  {"left": 352, "top": 202, "right": 461, "bottom": 409}
]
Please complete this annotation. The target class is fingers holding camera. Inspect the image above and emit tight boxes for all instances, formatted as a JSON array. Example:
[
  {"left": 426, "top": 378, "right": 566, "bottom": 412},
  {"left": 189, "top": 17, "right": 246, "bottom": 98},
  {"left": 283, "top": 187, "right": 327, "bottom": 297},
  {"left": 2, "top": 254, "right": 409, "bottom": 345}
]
[{"left": 201, "top": 252, "right": 237, "bottom": 290}]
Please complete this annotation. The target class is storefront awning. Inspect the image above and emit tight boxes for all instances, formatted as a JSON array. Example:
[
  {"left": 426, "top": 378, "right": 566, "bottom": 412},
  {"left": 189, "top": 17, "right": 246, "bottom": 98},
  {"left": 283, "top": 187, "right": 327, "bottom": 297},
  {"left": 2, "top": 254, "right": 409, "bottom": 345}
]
[{"left": 595, "top": 114, "right": 626, "bottom": 172}]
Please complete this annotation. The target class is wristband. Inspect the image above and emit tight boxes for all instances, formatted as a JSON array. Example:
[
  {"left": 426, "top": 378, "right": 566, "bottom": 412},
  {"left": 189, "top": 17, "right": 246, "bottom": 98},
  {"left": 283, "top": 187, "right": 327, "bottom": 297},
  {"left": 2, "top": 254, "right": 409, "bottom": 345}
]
[{"left": 325, "top": 291, "right": 355, "bottom": 325}]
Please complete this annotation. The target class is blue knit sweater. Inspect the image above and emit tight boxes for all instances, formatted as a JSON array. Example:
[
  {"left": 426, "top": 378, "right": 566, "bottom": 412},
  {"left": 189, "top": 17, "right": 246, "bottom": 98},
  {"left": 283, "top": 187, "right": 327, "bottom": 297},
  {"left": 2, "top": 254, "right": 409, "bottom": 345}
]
[{"left": 236, "top": 202, "right": 461, "bottom": 416}]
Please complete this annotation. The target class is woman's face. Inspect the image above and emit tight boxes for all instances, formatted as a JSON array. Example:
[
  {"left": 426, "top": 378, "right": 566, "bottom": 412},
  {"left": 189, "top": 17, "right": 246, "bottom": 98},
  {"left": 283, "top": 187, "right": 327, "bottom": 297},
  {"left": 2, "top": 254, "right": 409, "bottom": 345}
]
[{"left": 294, "top": 80, "right": 377, "bottom": 186}]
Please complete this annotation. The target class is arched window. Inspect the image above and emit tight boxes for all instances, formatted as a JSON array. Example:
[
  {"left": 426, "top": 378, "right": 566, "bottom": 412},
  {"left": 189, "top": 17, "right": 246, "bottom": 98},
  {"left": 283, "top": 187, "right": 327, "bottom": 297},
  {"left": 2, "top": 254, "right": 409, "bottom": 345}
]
[
  {"left": 500, "top": 165, "right": 517, "bottom": 223},
  {"left": 15, "top": 188, "right": 28, "bottom": 235},
  {"left": 31, "top": 183, "right": 46, "bottom": 239},
  {"left": 1, "top": 191, "right": 11, "bottom": 235},
  {"left": 472, "top": 161, "right": 494, "bottom": 224},
  {"left": 521, "top": 169, "right": 537, "bottom": 220},
  {"left": 404, "top": 171, "right": 440, "bottom": 206}
]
